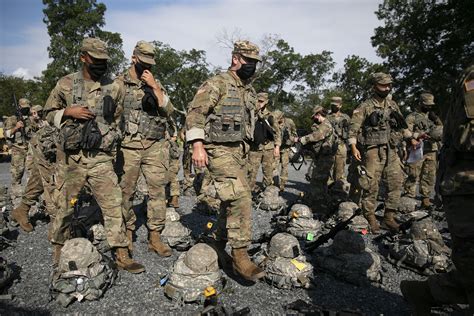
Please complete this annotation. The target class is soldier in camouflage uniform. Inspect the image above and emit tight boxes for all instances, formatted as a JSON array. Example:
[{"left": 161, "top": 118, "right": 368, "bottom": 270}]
[
  {"left": 327, "top": 96, "right": 350, "bottom": 182},
  {"left": 401, "top": 64, "right": 474, "bottom": 315},
  {"left": 44, "top": 38, "right": 144, "bottom": 273},
  {"left": 273, "top": 110, "right": 297, "bottom": 191},
  {"left": 296, "top": 106, "right": 336, "bottom": 214},
  {"left": 167, "top": 115, "right": 181, "bottom": 209},
  {"left": 403, "top": 93, "right": 443, "bottom": 209},
  {"left": 4, "top": 98, "right": 33, "bottom": 207},
  {"left": 247, "top": 92, "right": 281, "bottom": 193},
  {"left": 116, "top": 41, "right": 174, "bottom": 258},
  {"left": 349, "top": 73, "right": 415, "bottom": 233},
  {"left": 11, "top": 105, "right": 58, "bottom": 233},
  {"left": 185, "top": 40, "right": 265, "bottom": 281}
]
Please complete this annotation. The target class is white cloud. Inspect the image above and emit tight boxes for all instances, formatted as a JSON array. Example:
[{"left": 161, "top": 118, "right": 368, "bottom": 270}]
[
  {"left": 1, "top": 0, "right": 383, "bottom": 78},
  {"left": 12, "top": 67, "right": 32, "bottom": 79}
]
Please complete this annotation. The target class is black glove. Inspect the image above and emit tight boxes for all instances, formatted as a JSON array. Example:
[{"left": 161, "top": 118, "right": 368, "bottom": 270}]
[
  {"left": 389, "top": 111, "right": 408, "bottom": 129},
  {"left": 428, "top": 111, "right": 440, "bottom": 124},
  {"left": 103, "top": 95, "right": 116, "bottom": 124},
  {"left": 81, "top": 119, "right": 102, "bottom": 150},
  {"left": 141, "top": 86, "right": 159, "bottom": 116}
]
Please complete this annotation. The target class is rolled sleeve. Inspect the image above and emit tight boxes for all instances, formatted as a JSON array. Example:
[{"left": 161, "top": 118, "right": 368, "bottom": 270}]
[{"left": 186, "top": 128, "right": 205, "bottom": 142}]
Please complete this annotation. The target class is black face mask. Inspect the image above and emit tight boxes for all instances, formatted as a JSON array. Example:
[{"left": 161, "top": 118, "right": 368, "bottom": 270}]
[
  {"left": 375, "top": 89, "right": 390, "bottom": 99},
  {"left": 420, "top": 106, "right": 430, "bottom": 113},
  {"left": 86, "top": 62, "right": 108, "bottom": 80},
  {"left": 236, "top": 63, "right": 256, "bottom": 80},
  {"left": 20, "top": 108, "right": 30, "bottom": 116},
  {"left": 134, "top": 62, "right": 151, "bottom": 78},
  {"left": 331, "top": 105, "right": 340, "bottom": 113}
]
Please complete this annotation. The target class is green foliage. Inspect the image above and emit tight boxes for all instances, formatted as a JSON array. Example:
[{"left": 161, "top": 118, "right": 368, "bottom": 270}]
[
  {"left": 0, "top": 73, "right": 44, "bottom": 117},
  {"left": 371, "top": 0, "right": 474, "bottom": 115},
  {"left": 40, "top": 0, "right": 126, "bottom": 102},
  {"left": 151, "top": 41, "right": 211, "bottom": 126}
]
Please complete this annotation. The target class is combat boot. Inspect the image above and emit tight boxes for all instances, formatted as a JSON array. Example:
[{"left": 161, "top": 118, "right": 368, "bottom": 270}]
[
  {"left": 115, "top": 247, "right": 145, "bottom": 274},
  {"left": 148, "top": 231, "right": 172, "bottom": 257},
  {"left": 365, "top": 214, "right": 380, "bottom": 234},
  {"left": 11, "top": 202, "right": 33, "bottom": 232},
  {"left": 421, "top": 197, "right": 432, "bottom": 209},
  {"left": 168, "top": 196, "right": 179, "bottom": 208},
  {"left": 231, "top": 247, "right": 265, "bottom": 281},
  {"left": 400, "top": 280, "right": 436, "bottom": 316},
  {"left": 126, "top": 229, "right": 133, "bottom": 254},
  {"left": 382, "top": 209, "right": 400, "bottom": 232},
  {"left": 207, "top": 239, "right": 232, "bottom": 270},
  {"left": 52, "top": 244, "right": 63, "bottom": 267}
]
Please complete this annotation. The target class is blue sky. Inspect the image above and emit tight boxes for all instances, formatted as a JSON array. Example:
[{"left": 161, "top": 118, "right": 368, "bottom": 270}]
[{"left": 0, "top": 0, "right": 383, "bottom": 79}]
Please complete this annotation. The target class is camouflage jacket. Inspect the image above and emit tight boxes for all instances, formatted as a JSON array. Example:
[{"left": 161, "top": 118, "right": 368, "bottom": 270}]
[
  {"left": 116, "top": 68, "right": 174, "bottom": 149},
  {"left": 279, "top": 117, "right": 297, "bottom": 149},
  {"left": 300, "top": 119, "right": 335, "bottom": 156},
  {"left": 185, "top": 70, "right": 256, "bottom": 146},
  {"left": 327, "top": 112, "right": 350, "bottom": 143},
  {"left": 252, "top": 107, "right": 282, "bottom": 150},
  {"left": 4, "top": 115, "right": 37, "bottom": 149},
  {"left": 405, "top": 110, "right": 443, "bottom": 152},
  {"left": 349, "top": 96, "right": 411, "bottom": 148},
  {"left": 44, "top": 71, "right": 124, "bottom": 161}
]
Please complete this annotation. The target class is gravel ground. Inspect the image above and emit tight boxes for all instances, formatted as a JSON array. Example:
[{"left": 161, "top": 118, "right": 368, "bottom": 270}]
[{"left": 0, "top": 160, "right": 452, "bottom": 315}]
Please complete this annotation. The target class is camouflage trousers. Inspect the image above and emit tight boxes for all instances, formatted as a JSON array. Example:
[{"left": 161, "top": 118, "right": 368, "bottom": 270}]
[
  {"left": 207, "top": 144, "right": 252, "bottom": 249},
  {"left": 168, "top": 156, "right": 180, "bottom": 198},
  {"left": 361, "top": 145, "right": 404, "bottom": 215},
  {"left": 120, "top": 141, "right": 169, "bottom": 232},
  {"left": 331, "top": 142, "right": 347, "bottom": 181},
  {"left": 51, "top": 152, "right": 128, "bottom": 248},
  {"left": 182, "top": 145, "right": 194, "bottom": 192},
  {"left": 404, "top": 151, "right": 437, "bottom": 199},
  {"left": 427, "top": 195, "right": 474, "bottom": 308},
  {"left": 347, "top": 158, "right": 363, "bottom": 205},
  {"left": 307, "top": 154, "right": 335, "bottom": 213},
  {"left": 20, "top": 142, "right": 57, "bottom": 216},
  {"left": 197, "top": 168, "right": 221, "bottom": 212},
  {"left": 248, "top": 147, "right": 275, "bottom": 191},
  {"left": 276, "top": 148, "right": 290, "bottom": 190},
  {"left": 10, "top": 145, "right": 32, "bottom": 206}
]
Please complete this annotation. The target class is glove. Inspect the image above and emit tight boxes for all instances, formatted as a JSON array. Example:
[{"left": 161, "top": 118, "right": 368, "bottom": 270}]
[
  {"left": 103, "top": 95, "right": 116, "bottom": 124},
  {"left": 141, "top": 86, "right": 159, "bottom": 115},
  {"left": 81, "top": 119, "right": 102, "bottom": 150}
]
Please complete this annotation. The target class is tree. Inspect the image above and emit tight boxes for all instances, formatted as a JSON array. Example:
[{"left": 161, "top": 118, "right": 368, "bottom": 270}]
[
  {"left": 371, "top": 0, "right": 474, "bottom": 115},
  {"left": 40, "top": 0, "right": 126, "bottom": 102},
  {"left": 151, "top": 42, "right": 211, "bottom": 126},
  {"left": 0, "top": 73, "right": 44, "bottom": 117},
  {"left": 332, "top": 55, "right": 385, "bottom": 113}
]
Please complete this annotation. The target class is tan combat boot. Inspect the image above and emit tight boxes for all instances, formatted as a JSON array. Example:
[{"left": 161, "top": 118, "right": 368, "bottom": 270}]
[
  {"left": 126, "top": 229, "right": 134, "bottom": 254},
  {"left": 12, "top": 203, "right": 33, "bottom": 232},
  {"left": 115, "top": 247, "right": 145, "bottom": 274},
  {"left": 148, "top": 231, "right": 172, "bottom": 257},
  {"left": 52, "top": 244, "right": 63, "bottom": 266},
  {"left": 231, "top": 247, "right": 266, "bottom": 281},
  {"left": 400, "top": 280, "right": 436, "bottom": 316},
  {"left": 365, "top": 214, "right": 380, "bottom": 234},
  {"left": 421, "top": 197, "right": 432, "bottom": 209},
  {"left": 383, "top": 209, "right": 400, "bottom": 232},
  {"left": 169, "top": 196, "right": 179, "bottom": 208}
]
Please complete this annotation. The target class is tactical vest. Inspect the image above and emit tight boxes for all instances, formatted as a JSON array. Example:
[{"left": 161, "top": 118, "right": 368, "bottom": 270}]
[
  {"left": 122, "top": 81, "right": 167, "bottom": 140},
  {"left": 362, "top": 103, "right": 392, "bottom": 146},
  {"left": 412, "top": 112, "right": 437, "bottom": 151},
  {"left": 6, "top": 116, "right": 31, "bottom": 147},
  {"left": 311, "top": 121, "right": 337, "bottom": 156},
  {"left": 328, "top": 114, "right": 349, "bottom": 141},
  {"left": 205, "top": 73, "right": 255, "bottom": 143},
  {"left": 452, "top": 67, "right": 474, "bottom": 153},
  {"left": 60, "top": 72, "right": 120, "bottom": 152}
]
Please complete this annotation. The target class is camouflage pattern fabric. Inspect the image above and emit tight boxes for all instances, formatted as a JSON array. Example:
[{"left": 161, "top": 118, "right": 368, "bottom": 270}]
[
  {"left": 257, "top": 185, "right": 286, "bottom": 212},
  {"left": 404, "top": 151, "right": 437, "bottom": 200},
  {"left": 248, "top": 147, "right": 275, "bottom": 191},
  {"left": 328, "top": 112, "right": 350, "bottom": 181},
  {"left": 168, "top": 141, "right": 181, "bottom": 198},
  {"left": 119, "top": 141, "right": 169, "bottom": 232},
  {"left": 161, "top": 207, "right": 192, "bottom": 250}
]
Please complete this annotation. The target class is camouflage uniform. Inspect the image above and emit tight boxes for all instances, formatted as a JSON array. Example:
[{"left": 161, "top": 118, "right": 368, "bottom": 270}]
[
  {"left": 44, "top": 39, "right": 129, "bottom": 250},
  {"left": 404, "top": 93, "right": 443, "bottom": 207},
  {"left": 273, "top": 110, "right": 297, "bottom": 191},
  {"left": 247, "top": 93, "right": 281, "bottom": 192},
  {"left": 401, "top": 65, "right": 474, "bottom": 313},
  {"left": 300, "top": 106, "right": 336, "bottom": 213},
  {"left": 327, "top": 97, "right": 350, "bottom": 181},
  {"left": 116, "top": 41, "right": 174, "bottom": 256},
  {"left": 186, "top": 40, "right": 266, "bottom": 281},
  {"left": 348, "top": 73, "right": 412, "bottom": 232},
  {"left": 4, "top": 98, "right": 33, "bottom": 206},
  {"left": 167, "top": 116, "right": 181, "bottom": 207}
]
